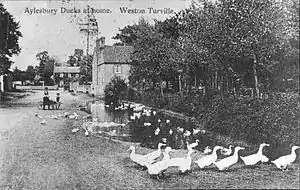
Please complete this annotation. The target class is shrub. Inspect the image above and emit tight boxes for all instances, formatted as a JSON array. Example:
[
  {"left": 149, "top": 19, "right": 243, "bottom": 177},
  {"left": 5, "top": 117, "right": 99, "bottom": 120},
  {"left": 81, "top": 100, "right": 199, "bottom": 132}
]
[
  {"left": 104, "top": 76, "right": 128, "bottom": 105},
  {"left": 200, "top": 92, "right": 299, "bottom": 160}
]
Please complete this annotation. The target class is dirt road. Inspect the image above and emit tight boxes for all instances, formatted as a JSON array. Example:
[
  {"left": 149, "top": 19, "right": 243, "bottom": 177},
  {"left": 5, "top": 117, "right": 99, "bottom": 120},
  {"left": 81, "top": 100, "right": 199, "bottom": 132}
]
[
  {"left": 0, "top": 90, "right": 95, "bottom": 189},
  {"left": 0, "top": 90, "right": 299, "bottom": 189}
]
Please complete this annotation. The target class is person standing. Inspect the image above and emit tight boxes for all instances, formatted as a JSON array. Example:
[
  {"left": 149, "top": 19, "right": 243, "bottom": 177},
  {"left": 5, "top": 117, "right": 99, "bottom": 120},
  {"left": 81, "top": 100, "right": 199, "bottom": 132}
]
[{"left": 43, "top": 87, "right": 50, "bottom": 110}]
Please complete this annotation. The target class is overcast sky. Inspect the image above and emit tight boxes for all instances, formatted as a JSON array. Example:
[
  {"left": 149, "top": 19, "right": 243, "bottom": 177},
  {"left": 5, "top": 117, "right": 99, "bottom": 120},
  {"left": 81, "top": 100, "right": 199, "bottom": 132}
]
[{"left": 2, "top": 0, "right": 193, "bottom": 70}]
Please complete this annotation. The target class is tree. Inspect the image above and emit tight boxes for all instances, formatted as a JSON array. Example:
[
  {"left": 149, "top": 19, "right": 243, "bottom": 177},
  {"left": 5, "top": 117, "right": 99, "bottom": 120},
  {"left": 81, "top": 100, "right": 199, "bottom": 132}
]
[
  {"left": 104, "top": 76, "right": 128, "bottom": 105},
  {"left": 0, "top": 3, "right": 22, "bottom": 75},
  {"left": 25, "top": 65, "right": 36, "bottom": 82},
  {"left": 78, "top": 54, "right": 92, "bottom": 84},
  {"left": 12, "top": 66, "right": 21, "bottom": 81},
  {"left": 36, "top": 51, "right": 56, "bottom": 85}
]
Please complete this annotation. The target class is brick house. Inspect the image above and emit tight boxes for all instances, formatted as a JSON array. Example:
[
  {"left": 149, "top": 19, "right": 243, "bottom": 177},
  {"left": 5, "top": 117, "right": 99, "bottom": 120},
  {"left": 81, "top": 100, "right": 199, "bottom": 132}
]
[
  {"left": 53, "top": 66, "right": 80, "bottom": 87},
  {"left": 92, "top": 37, "right": 134, "bottom": 96}
]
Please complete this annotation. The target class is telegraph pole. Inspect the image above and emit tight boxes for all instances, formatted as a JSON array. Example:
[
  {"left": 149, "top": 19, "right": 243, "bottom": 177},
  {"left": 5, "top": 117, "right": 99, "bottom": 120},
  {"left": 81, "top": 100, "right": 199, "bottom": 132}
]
[{"left": 79, "top": 5, "right": 99, "bottom": 82}]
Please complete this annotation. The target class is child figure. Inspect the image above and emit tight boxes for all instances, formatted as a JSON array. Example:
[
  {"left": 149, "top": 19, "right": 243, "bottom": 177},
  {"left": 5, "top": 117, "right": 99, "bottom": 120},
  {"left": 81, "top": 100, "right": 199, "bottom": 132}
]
[
  {"left": 56, "top": 93, "right": 61, "bottom": 109},
  {"left": 56, "top": 93, "right": 60, "bottom": 103}
]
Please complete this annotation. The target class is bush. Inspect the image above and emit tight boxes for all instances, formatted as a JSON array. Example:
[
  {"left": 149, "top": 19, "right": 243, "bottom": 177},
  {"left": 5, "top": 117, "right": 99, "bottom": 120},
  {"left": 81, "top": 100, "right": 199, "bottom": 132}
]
[
  {"left": 104, "top": 76, "right": 128, "bottom": 105},
  {"left": 200, "top": 93, "right": 299, "bottom": 161}
]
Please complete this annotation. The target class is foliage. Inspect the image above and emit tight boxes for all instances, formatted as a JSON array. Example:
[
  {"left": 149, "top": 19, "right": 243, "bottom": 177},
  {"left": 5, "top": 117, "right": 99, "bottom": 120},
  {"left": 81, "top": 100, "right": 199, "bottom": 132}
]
[
  {"left": 104, "top": 76, "right": 128, "bottom": 105},
  {"left": 78, "top": 54, "right": 92, "bottom": 84},
  {"left": 199, "top": 93, "right": 299, "bottom": 160},
  {"left": 0, "top": 3, "right": 22, "bottom": 74},
  {"left": 35, "top": 51, "right": 56, "bottom": 85},
  {"left": 114, "top": 0, "right": 299, "bottom": 98},
  {"left": 65, "top": 49, "right": 92, "bottom": 85}
]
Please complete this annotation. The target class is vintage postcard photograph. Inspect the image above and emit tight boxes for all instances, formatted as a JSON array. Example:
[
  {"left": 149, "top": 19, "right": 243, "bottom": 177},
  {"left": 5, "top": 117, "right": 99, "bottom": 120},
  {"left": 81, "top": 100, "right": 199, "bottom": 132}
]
[{"left": 0, "top": 0, "right": 299, "bottom": 189}]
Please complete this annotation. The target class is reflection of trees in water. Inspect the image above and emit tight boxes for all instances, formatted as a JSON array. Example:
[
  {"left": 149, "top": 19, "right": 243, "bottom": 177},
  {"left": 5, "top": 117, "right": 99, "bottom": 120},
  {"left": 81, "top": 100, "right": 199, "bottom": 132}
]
[
  {"left": 110, "top": 110, "right": 128, "bottom": 124},
  {"left": 94, "top": 106, "right": 215, "bottom": 150}
]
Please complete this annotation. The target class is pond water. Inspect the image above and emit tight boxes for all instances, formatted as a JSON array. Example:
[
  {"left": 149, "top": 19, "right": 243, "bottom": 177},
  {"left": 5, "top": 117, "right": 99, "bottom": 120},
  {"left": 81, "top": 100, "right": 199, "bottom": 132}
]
[{"left": 86, "top": 101, "right": 215, "bottom": 150}]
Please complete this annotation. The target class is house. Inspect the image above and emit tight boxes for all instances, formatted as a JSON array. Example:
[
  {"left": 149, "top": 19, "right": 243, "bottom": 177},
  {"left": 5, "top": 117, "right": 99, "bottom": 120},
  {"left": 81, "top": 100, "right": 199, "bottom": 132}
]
[
  {"left": 92, "top": 37, "right": 134, "bottom": 96},
  {"left": 0, "top": 70, "right": 13, "bottom": 92},
  {"left": 53, "top": 66, "right": 80, "bottom": 87}
]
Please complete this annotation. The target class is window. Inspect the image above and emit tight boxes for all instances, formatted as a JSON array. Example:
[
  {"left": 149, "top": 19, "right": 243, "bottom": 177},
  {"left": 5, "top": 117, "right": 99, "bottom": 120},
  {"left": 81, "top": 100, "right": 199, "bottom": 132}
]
[{"left": 114, "top": 65, "right": 121, "bottom": 74}]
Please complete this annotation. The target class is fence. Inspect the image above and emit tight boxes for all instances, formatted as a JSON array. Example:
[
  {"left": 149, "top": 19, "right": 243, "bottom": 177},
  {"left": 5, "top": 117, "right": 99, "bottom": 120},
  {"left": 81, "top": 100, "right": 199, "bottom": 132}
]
[
  {"left": 16, "top": 85, "right": 58, "bottom": 91},
  {"left": 69, "top": 81, "right": 91, "bottom": 94}
]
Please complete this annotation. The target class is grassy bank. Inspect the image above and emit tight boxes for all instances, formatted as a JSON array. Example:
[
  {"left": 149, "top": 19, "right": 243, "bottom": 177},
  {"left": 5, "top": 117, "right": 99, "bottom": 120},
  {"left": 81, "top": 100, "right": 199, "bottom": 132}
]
[{"left": 67, "top": 113, "right": 300, "bottom": 189}]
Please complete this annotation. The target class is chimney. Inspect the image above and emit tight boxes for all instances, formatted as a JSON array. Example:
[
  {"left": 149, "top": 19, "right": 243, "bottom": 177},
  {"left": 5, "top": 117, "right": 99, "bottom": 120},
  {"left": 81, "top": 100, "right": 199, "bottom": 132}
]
[{"left": 96, "top": 37, "right": 105, "bottom": 49}]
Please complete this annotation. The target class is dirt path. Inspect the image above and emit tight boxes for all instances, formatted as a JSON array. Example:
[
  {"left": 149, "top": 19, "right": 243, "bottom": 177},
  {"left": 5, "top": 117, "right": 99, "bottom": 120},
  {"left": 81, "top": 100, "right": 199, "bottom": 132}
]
[
  {"left": 0, "top": 90, "right": 94, "bottom": 189},
  {"left": 0, "top": 91, "right": 299, "bottom": 189}
]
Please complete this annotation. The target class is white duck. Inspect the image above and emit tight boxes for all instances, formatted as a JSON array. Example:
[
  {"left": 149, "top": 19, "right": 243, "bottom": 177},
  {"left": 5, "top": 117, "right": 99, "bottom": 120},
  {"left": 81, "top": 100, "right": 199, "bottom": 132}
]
[
  {"left": 50, "top": 115, "right": 58, "bottom": 119},
  {"left": 128, "top": 146, "right": 150, "bottom": 167},
  {"left": 203, "top": 146, "right": 212, "bottom": 154},
  {"left": 64, "top": 112, "right": 69, "bottom": 117},
  {"left": 194, "top": 146, "right": 223, "bottom": 169},
  {"left": 69, "top": 114, "right": 76, "bottom": 119},
  {"left": 40, "top": 120, "right": 46, "bottom": 125},
  {"left": 177, "top": 127, "right": 184, "bottom": 133},
  {"left": 144, "top": 143, "right": 166, "bottom": 162},
  {"left": 187, "top": 139, "right": 200, "bottom": 150},
  {"left": 162, "top": 147, "right": 173, "bottom": 161},
  {"left": 192, "top": 128, "right": 201, "bottom": 135},
  {"left": 240, "top": 143, "right": 270, "bottom": 166},
  {"left": 271, "top": 145, "right": 300, "bottom": 171},
  {"left": 169, "top": 129, "right": 173, "bottom": 135},
  {"left": 261, "top": 155, "right": 269, "bottom": 163},
  {"left": 144, "top": 158, "right": 170, "bottom": 180},
  {"left": 154, "top": 127, "right": 160, "bottom": 135},
  {"left": 213, "top": 146, "right": 245, "bottom": 171},
  {"left": 72, "top": 128, "right": 80, "bottom": 133},
  {"left": 167, "top": 149, "right": 195, "bottom": 173},
  {"left": 35, "top": 113, "right": 43, "bottom": 119},
  {"left": 183, "top": 130, "right": 191, "bottom": 137},
  {"left": 128, "top": 145, "right": 164, "bottom": 168},
  {"left": 221, "top": 145, "right": 233, "bottom": 156}
]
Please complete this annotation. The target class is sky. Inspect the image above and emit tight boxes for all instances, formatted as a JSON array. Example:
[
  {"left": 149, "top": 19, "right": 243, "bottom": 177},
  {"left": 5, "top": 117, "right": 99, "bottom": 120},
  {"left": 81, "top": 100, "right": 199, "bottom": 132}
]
[{"left": 2, "top": 0, "right": 193, "bottom": 70}]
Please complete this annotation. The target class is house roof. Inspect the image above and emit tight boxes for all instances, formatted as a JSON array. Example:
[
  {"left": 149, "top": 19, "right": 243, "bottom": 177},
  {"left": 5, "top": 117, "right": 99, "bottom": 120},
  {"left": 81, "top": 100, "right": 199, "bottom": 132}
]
[
  {"left": 102, "top": 46, "right": 134, "bottom": 64},
  {"left": 53, "top": 66, "right": 80, "bottom": 73}
]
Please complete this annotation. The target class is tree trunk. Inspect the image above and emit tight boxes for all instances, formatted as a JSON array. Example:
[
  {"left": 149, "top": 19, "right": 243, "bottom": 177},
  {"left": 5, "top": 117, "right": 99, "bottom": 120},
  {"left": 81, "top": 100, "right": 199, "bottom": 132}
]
[
  {"left": 233, "top": 86, "right": 237, "bottom": 98},
  {"left": 215, "top": 71, "right": 218, "bottom": 90},
  {"left": 221, "top": 75, "right": 223, "bottom": 93},
  {"left": 226, "top": 74, "right": 229, "bottom": 93},
  {"left": 253, "top": 54, "right": 260, "bottom": 98},
  {"left": 160, "top": 79, "right": 164, "bottom": 98},
  {"left": 179, "top": 74, "right": 183, "bottom": 99}
]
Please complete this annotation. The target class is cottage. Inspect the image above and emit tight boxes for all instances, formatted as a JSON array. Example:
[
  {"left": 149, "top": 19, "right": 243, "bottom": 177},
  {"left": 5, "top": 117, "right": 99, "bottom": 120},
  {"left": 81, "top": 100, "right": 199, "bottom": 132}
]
[
  {"left": 92, "top": 37, "right": 134, "bottom": 96},
  {"left": 0, "top": 70, "right": 13, "bottom": 92},
  {"left": 53, "top": 66, "right": 80, "bottom": 87}
]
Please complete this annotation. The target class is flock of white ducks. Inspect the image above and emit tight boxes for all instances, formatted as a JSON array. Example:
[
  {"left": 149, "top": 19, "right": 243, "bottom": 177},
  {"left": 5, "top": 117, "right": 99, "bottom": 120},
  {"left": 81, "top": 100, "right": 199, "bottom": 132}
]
[{"left": 128, "top": 142, "right": 300, "bottom": 180}]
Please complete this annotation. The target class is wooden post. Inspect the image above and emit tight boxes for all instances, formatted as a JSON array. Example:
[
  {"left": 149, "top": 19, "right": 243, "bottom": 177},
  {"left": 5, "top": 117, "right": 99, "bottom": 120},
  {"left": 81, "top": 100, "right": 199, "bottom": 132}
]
[{"left": 253, "top": 54, "right": 259, "bottom": 98}]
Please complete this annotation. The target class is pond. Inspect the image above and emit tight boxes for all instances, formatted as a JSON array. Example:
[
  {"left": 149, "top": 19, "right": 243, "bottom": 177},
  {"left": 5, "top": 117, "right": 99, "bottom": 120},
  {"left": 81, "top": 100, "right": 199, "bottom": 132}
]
[{"left": 85, "top": 101, "right": 215, "bottom": 150}]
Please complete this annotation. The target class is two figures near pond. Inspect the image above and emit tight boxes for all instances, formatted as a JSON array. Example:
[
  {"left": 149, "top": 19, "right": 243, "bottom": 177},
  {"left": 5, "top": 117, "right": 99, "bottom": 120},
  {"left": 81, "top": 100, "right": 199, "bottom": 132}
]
[{"left": 43, "top": 87, "right": 61, "bottom": 110}]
